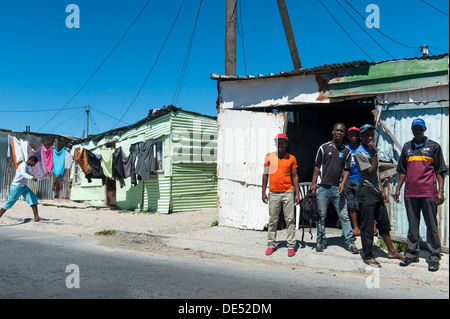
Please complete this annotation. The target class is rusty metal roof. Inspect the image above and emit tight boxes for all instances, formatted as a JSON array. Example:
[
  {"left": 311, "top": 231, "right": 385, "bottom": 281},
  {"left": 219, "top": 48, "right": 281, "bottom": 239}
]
[
  {"left": 210, "top": 60, "right": 369, "bottom": 81},
  {"left": 210, "top": 53, "right": 449, "bottom": 82}
]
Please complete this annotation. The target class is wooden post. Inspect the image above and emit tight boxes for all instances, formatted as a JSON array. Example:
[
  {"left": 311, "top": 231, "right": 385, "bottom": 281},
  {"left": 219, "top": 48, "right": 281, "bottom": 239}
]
[
  {"left": 276, "top": 0, "right": 302, "bottom": 69},
  {"left": 225, "top": 0, "right": 236, "bottom": 76}
]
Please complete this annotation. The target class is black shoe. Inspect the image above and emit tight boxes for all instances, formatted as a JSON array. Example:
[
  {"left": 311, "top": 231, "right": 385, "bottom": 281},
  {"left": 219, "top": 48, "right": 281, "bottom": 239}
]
[
  {"left": 316, "top": 242, "right": 325, "bottom": 252},
  {"left": 428, "top": 261, "right": 439, "bottom": 272},
  {"left": 399, "top": 257, "right": 419, "bottom": 267}
]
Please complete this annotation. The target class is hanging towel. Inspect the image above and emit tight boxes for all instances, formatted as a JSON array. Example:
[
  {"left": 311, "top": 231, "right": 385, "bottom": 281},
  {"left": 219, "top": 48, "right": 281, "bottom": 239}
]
[
  {"left": 7, "top": 135, "right": 12, "bottom": 157},
  {"left": 64, "top": 148, "right": 74, "bottom": 169},
  {"left": 52, "top": 148, "right": 66, "bottom": 177},
  {"left": 27, "top": 144, "right": 48, "bottom": 180},
  {"left": 18, "top": 139, "right": 29, "bottom": 161},
  {"left": 99, "top": 148, "right": 114, "bottom": 178},
  {"left": 11, "top": 137, "right": 20, "bottom": 168},
  {"left": 74, "top": 148, "right": 91, "bottom": 174},
  {"left": 42, "top": 145, "right": 53, "bottom": 173}
]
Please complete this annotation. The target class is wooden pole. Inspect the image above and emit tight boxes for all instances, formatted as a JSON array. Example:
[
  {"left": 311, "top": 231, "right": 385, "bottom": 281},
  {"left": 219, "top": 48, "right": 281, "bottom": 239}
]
[
  {"left": 225, "top": 0, "right": 236, "bottom": 76},
  {"left": 276, "top": 0, "right": 302, "bottom": 69}
]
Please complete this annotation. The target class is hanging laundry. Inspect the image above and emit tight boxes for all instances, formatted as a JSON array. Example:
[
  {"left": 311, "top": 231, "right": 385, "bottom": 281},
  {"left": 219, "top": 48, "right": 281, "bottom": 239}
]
[
  {"left": 112, "top": 147, "right": 126, "bottom": 188},
  {"left": 42, "top": 145, "right": 54, "bottom": 173},
  {"left": 85, "top": 149, "right": 106, "bottom": 185},
  {"left": 99, "top": 148, "right": 114, "bottom": 179},
  {"left": 129, "top": 142, "right": 140, "bottom": 186},
  {"left": 93, "top": 148, "right": 102, "bottom": 160},
  {"left": 122, "top": 149, "right": 131, "bottom": 178},
  {"left": 10, "top": 136, "right": 21, "bottom": 168},
  {"left": 135, "top": 139, "right": 154, "bottom": 181},
  {"left": 74, "top": 148, "right": 91, "bottom": 174},
  {"left": 27, "top": 144, "right": 48, "bottom": 180},
  {"left": 52, "top": 148, "right": 66, "bottom": 177},
  {"left": 7, "top": 135, "right": 12, "bottom": 157},
  {"left": 64, "top": 148, "right": 74, "bottom": 170}
]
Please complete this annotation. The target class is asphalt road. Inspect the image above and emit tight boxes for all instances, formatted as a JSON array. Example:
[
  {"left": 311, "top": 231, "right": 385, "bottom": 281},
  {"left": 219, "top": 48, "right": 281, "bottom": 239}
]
[{"left": 0, "top": 227, "right": 447, "bottom": 303}]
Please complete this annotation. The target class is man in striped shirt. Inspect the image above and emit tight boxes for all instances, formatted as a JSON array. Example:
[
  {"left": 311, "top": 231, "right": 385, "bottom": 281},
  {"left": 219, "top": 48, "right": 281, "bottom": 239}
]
[
  {"left": 394, "top": 118, "right": 447, "bottom": 272},
  {"left": 311, "top": 123, "right": 358, "bottom": 254}
]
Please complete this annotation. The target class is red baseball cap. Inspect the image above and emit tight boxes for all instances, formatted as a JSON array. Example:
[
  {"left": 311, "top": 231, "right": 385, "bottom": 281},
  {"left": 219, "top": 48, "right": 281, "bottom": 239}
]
[
  {"left": 347, "top": 126, "right": 359, "bottom": 133},
  {"left": 275, "top": 133, "right": 288, "bottom": 141}
]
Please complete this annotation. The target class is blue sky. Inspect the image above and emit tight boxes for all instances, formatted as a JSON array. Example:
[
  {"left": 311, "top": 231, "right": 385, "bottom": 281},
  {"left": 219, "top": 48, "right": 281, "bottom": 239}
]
[{"left": 0, "top": 0, "right": 448, "bottom": 137}]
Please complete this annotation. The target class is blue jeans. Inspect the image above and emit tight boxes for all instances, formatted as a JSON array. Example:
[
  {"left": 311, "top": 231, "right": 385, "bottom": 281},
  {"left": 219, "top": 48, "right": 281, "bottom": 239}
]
[{"left": 316, "top": 185, "right": 355, "bottom": 245}]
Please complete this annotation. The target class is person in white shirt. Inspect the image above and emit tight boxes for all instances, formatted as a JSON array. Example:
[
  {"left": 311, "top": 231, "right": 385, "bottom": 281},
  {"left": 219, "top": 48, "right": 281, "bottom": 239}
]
[{"left": 0, "top": 156, "right": 44, "bottom": 222}]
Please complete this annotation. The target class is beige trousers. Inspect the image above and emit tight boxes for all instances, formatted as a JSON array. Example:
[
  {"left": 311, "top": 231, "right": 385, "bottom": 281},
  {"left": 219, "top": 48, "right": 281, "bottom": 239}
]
[{"left": 267, "top": 190, "right": 296, "bottom": 249}]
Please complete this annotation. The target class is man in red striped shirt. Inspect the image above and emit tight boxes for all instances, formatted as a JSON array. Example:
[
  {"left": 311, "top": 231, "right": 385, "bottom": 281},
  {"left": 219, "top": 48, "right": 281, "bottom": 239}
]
[{"left": 394, "top": 118, "right": 447, "bottom": 272}]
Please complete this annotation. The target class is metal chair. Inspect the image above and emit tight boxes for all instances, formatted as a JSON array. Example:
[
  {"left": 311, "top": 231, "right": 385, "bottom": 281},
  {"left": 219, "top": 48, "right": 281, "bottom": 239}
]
[{"left": 295, "top": 182, "right": 312, "bottom": 229}]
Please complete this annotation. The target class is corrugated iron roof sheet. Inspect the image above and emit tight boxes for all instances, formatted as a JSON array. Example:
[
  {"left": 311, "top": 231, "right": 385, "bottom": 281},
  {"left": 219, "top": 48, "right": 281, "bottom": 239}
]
[{"left": 211, "top": 53, "right": 449, "bottom": 82}]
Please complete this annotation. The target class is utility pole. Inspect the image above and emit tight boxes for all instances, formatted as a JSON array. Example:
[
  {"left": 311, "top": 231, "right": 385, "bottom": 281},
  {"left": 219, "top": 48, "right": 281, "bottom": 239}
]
[
  {"left": 85, "top": 105, "right": 90, "bottom": 137},
  {"left": 225, "top": 0, "right": 236, "bottom": 76},
  {"left": 276, "top": 0, "right": 302, "bottom": 69},
  {"left": 421, "top": 45, "right": 429, "bottom": 57}
]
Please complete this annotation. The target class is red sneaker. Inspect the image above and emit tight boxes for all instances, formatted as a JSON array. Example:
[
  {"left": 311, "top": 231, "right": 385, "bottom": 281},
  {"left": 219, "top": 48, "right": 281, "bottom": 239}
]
[
  {"left": 288, "top": 249, "right": 295, "bottom": 257},
  {"left": 265, "top": 247, "right": 275, "bottom": 256}
]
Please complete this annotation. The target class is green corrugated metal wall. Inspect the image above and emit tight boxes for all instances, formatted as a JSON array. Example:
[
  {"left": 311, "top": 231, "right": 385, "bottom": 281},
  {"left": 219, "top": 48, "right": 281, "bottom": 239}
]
[
  {"left": 71, "top": 109, "right": 217, "bottom": 214},
  {"left": 170, "top": 111, "right": 218, "bottom": 211},
  {"left": 171, "top": 163, "right": 217, "bottom": 211},
  {"left": 142, "top": 173, "right": 171, "bottom": 213}
]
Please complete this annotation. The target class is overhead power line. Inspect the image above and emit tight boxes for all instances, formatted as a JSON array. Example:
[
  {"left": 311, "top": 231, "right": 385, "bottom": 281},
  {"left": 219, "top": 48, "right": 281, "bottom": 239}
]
[
  {"left": 336, "top": 0, "right": 395, "bottom": 60},
  {"left": 112, "top": 0, "right": 186, "bottom": 129},
  {"left": 419, "top": 0, "right": 449, "bottom": 16},
  {"left": 318, "top": 0, "right": 374, "bottom": 61},
  {"left": 37, "top": 0, "right": 152, "bottom": 133},
  {"left": 172, "top": 0, "right": 203, "bottom": 106},
  {"left": 0, "top": 106, "right": 84, "bottom": 113},
  {"left": 344, "top": 0, "right": 420, "bottom": 50},
  {"left": 237, "top": 0, "right": 248, "bottom": 76}
]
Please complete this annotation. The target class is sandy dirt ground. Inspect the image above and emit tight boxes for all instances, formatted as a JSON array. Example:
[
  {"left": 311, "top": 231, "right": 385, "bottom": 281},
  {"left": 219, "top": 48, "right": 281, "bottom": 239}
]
[{"left": 0, "top": 199, "right": 223, "bottom": 259}]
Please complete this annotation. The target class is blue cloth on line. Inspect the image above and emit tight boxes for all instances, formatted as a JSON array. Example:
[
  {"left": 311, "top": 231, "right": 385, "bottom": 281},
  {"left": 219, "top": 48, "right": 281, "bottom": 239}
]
[{"left": 52, "top": 148, "right": 66, "bottom": 177}]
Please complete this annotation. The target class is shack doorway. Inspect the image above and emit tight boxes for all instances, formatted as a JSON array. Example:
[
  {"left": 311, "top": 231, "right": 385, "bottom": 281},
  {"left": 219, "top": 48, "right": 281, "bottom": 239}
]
[{"left": 281, "top": 97, "right": 376, "bottom": 228}]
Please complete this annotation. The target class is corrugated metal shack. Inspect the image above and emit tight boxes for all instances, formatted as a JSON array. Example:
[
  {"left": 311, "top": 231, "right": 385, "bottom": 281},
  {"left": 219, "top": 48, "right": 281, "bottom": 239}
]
[
  {"left": 0, "top": 129, "right": 78, "bottom": 202},
  {"left": 70, "top": 106, "right": 218, "bottom": 213},
  {"left": 211, "top": 54, "right": 449, "bottom": 250}
]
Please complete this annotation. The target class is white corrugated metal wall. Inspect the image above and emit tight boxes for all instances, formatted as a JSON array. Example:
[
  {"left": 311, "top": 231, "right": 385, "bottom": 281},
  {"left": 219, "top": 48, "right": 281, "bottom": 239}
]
[{"left": 217, "top": 109, "right": 287, "bottom": 230}]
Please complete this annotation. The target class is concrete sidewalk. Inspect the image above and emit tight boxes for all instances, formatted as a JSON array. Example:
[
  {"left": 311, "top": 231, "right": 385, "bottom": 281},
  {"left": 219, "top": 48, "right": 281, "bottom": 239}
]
[{"left": 1, "top": 200, "right": 448, "bottom": 290}]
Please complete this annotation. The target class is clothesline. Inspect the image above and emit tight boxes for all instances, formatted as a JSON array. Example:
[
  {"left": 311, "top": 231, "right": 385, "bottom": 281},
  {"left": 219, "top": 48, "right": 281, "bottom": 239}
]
[
  {"left": 7, "top": 135, "right": 157, "bottom": 189},
  {"left": 72, "top": 139, "right": 156, "bottom": 188},
  {"left": 7, "top": 135, "right": 74, "bottom": 179}
]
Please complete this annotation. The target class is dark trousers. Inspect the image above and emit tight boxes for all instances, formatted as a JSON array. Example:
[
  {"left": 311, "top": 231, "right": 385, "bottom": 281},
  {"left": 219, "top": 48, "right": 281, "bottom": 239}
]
[
  {"left": 358, "top": 185, "right": 391, "bottom": 260},
  {"left": 404, "top": 197, "right": 441, "bottom": 263}
]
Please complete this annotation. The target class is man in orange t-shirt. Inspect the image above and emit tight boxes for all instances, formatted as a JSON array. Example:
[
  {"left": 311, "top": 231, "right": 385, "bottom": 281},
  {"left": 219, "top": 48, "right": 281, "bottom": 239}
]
[{"left": 262, "top": 134, "right": 300, "bottom": 257}]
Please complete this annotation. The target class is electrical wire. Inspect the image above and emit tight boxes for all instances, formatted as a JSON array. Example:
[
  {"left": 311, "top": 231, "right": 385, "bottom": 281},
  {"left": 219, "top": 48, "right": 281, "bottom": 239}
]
[
  {"left": 318, "top": 0, "right": 374, "bottom": 61},
  {"left": 336, "top": 0, "right": 395, "bottom": 60},
  {"left": 90, "top": 106, "right": 130, "bottom": 126},
  {"left": 419, "top": 0, "right": 449, "bottom": 16},
  {"left": 37, "top": 0, "right": 152, "bottom": 133},
  {"left": 112, "top": 0, "right": 186, "bottom": 129},
  {"left": 0, "top": 106, "right": 84, "bottom": 113},
  {"left": 344, "top": 0, "right": 420, "bottom": 50},
  {"left": 172, "top": 0, "right": 203, "bottom": 106},
  {"left": 88, "top": 111, "right": 101, "bottom": 135},
  {"left": 237, "top": 0, "right": 248, "bottom": 76}
]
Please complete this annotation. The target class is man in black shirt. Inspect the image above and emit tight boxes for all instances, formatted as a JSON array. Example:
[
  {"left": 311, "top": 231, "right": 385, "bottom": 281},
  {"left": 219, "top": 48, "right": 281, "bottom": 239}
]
[{"left": 311, "top": 123, "right": 358, "bottom": 254}]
